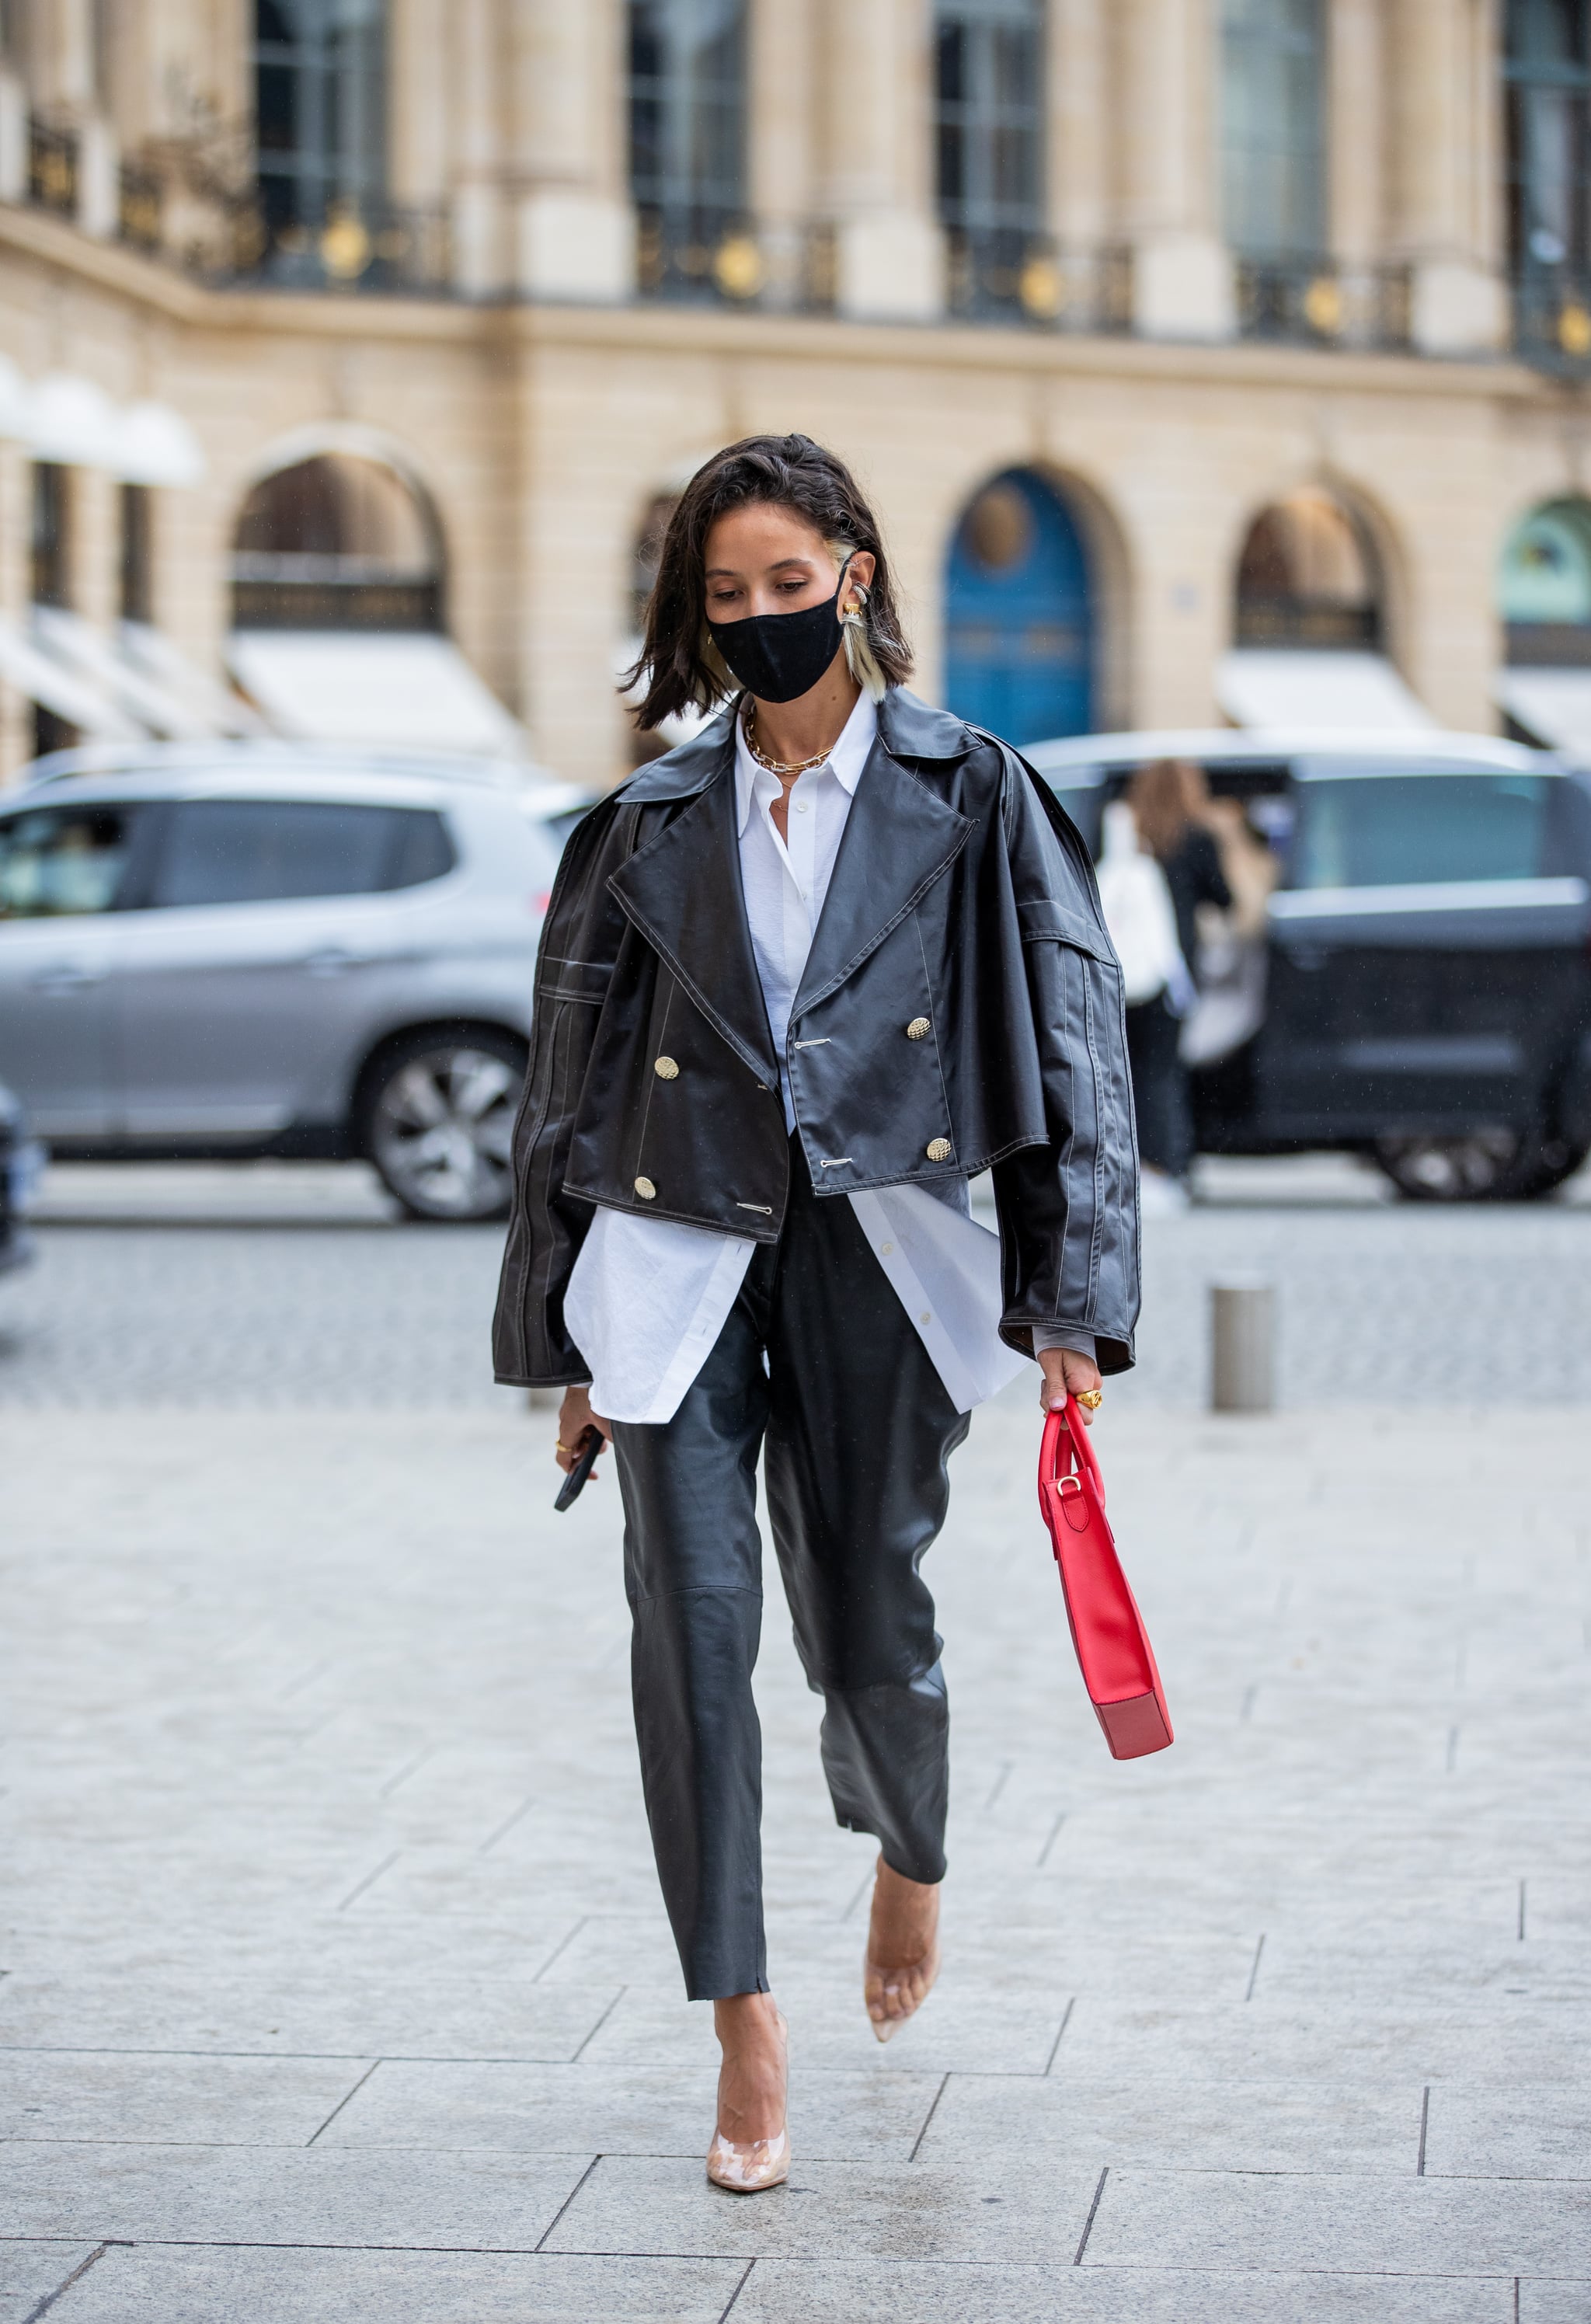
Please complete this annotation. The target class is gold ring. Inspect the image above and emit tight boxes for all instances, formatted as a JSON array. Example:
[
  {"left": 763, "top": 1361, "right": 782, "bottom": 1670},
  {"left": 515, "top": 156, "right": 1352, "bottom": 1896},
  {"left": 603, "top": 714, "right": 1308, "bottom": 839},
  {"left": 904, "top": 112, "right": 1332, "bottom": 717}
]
[
  {"left": 555, "top": 1440, "right": 574, "bottom": 1455},
  {"left": 1075, "top": 1388, "right": 1103, "bottom": 1410}
]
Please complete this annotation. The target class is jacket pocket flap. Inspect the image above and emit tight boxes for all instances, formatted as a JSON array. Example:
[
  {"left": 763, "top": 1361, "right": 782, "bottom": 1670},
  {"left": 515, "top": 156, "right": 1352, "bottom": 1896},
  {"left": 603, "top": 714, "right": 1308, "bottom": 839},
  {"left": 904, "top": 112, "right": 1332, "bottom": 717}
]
[
  {"left": 1018, "top": 898, "right": 1115, "bottom": 960},
  {"left": 537, "top": 955, "right": 614, "bottom": 1005}
]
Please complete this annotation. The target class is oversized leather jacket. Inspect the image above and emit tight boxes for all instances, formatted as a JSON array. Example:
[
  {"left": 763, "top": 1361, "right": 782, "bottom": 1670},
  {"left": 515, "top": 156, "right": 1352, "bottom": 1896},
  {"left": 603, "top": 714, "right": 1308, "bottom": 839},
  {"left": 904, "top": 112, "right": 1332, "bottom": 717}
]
[{"left": 493, "top": 686, "right": 1140, "bottom": 1387}]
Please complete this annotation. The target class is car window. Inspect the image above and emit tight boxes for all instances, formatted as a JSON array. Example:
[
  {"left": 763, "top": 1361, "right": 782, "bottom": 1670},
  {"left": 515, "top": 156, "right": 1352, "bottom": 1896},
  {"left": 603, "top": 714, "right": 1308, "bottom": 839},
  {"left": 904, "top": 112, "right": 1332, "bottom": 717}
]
[
  {"left": 1290, "top": 774, "right": 1549, "bottom": 890},
  {"left": 148, "top": 801, "right": 454, "bottom": 908},
  {"left": 0, "top": 804, "right": 136, "bottom": 918}
]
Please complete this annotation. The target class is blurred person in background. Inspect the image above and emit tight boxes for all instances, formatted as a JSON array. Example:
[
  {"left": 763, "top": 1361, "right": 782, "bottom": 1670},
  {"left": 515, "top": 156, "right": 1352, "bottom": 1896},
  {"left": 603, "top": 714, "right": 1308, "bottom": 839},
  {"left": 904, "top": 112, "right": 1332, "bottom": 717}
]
[
  {"left": 1119, "top": 760, "right": 1279, "bottom": 1199},
  {"left": 494, "top": 435, "right": 1140, "bottom": 2193},
  {"left": 1095, "top": 797, "right": 1192, "bottom": 1214}
]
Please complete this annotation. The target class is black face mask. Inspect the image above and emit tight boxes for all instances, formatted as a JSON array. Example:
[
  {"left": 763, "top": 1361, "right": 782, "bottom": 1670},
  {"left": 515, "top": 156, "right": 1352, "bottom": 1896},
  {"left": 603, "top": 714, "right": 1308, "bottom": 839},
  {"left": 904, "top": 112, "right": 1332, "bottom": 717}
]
[{"left": 706, "top": 557, "right": 854, "bottom": 704}]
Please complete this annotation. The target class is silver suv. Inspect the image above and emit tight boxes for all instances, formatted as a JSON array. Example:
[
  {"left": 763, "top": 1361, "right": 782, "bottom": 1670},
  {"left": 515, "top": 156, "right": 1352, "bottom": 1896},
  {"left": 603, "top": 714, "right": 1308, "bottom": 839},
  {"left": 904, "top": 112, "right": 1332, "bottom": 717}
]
[{"left": 0, "top": 748, "right": 583, "bottom": 1221}]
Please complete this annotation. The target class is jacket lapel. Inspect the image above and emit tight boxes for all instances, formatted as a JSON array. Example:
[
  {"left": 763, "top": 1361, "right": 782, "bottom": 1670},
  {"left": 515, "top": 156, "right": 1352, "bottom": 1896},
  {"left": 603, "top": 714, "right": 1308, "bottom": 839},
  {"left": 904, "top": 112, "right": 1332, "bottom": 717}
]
[
  {"left": 792, "top": 730, "right": 974, "bottom": 1015},
  {"left": 607, "top": 742, "right": 779, "bottom": 1082}
]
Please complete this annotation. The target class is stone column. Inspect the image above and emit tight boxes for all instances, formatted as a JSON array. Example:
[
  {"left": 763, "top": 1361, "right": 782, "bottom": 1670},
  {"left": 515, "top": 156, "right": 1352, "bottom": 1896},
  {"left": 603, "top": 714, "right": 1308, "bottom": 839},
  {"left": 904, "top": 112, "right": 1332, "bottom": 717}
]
[
  {"left": 1387, "top": 0, "right": 1506, "bottom": 353},
  {"left": 1115, "top": 0, "right": 1232, "bottom": 339},
  {"left": 1047, "top": 0, "right": 1112, "bottom": 327},
  {"left": 449, "top": 0, "right": 510, "bottom": 297},
  {"left": 1328, "top": 0, "right": 1384, "bottom": 267},
  {"left": 510, "top": 0, "right": 635, "bottom": 301},
  {"left": 390, "top": 0, "right": 451, "bottom": 206},
  {"left": 820, "top": 0, "right": 944, "bottom": 321},
  {"left": 749, "top": 0, "right": 817, "bottom": 307}
]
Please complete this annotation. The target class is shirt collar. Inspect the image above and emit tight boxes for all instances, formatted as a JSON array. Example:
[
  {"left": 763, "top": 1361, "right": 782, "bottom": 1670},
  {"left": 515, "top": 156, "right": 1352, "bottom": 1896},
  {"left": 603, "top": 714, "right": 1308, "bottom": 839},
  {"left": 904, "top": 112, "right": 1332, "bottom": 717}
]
[{"left": 733, "top": 689, "right": 879, "bottom": 834}]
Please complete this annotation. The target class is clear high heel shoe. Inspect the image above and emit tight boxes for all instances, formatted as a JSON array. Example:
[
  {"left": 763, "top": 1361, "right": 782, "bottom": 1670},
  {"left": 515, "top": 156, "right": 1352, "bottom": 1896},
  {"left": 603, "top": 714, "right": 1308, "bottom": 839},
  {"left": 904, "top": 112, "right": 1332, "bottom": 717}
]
[
  {"left": 864, "top": 1856, "right": 942, "bottom": 2044},
  {"left": 706, "top": 2010, "right": 790, "bottom": 2193}
]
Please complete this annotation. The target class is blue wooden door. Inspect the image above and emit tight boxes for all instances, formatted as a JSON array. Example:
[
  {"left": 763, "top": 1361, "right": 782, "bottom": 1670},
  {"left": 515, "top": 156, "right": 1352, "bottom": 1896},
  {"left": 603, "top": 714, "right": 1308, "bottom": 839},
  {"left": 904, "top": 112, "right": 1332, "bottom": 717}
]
[{"left": 944, "top": 469, "right": 1094, "bottom": 744}]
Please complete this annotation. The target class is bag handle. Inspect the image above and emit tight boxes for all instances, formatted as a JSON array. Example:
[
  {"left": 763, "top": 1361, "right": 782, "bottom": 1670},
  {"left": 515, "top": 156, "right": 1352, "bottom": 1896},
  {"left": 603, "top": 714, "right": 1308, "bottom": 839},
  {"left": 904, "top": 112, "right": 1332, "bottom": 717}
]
[{"left": 1039, "top": 1394, "right": 1107, "bottom": 1510}]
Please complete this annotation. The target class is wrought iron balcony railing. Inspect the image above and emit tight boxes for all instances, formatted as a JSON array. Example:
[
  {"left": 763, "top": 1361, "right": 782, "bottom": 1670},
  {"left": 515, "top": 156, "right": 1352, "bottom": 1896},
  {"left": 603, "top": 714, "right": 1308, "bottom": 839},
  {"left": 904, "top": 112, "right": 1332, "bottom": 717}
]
[
  {"left": 1235, "top": 257, "right": 1413, "bottom": 353},
  {"left": 117, "top": 162, "right": 163, "bottom": 256},
  {"left": 214, "top": 200, "right": 452, "bottom": 295},
  {"left": 945, "top": 228, "right": 1132, "bottom": 333},
  {"left": 1513, "top": 267, "right": 1591, "bottom": 375},
  {"left": 27, "top": 117, "right": 78, "bottom": 219}
]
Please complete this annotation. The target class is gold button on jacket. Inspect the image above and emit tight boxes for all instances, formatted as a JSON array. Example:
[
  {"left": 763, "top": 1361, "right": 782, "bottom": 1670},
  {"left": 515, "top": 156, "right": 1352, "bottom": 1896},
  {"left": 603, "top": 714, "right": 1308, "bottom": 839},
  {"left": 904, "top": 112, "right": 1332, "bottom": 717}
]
[
  {"left": 926, "top": 1138, "right": 952, "bottom": 1163},
  {"left": 634, "top": 1176, "right": 656, "bottom": 1200},
  {"left": 905, "top": 1016, "right": 931, "bottom": 1040},
  {"left": 653, "top": 1056, "right": 680, "bottom": 1080}
]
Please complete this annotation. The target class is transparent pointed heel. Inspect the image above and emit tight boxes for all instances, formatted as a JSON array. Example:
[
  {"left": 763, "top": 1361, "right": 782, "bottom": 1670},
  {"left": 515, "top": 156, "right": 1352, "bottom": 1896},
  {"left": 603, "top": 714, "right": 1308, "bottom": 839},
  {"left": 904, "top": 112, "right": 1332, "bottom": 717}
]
[
  {"left": 864, "top": 1855, "right": 942, "bottom": 2042},
  {"left": 707, "top": 2008, "right": 789, "bottom": 2193}
]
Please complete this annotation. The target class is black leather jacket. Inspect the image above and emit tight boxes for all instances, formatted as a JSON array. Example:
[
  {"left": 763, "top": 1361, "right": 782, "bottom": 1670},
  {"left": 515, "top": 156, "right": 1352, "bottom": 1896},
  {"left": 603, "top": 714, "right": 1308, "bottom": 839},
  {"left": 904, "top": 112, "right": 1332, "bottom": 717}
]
[{"left": 493, "top": 687, "right": 1140, "bottom": 1385}]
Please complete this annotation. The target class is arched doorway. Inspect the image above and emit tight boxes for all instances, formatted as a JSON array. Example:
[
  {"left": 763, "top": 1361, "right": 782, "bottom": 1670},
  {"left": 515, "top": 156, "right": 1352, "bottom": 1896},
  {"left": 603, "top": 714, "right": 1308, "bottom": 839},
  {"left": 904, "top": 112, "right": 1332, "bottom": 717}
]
[
  {"left": 1499, "top": 498, "right": 1591, "bottom": 658},
  {"left": 1234, "top": 487, "right": 1380, "bottom": 649},
  {"left": 231, "top": 452, "right": 444, "bottom": 631},
  {"left": 1495, "top": 497, "right": 1591, "bottom": 752},
  {"left": 944, "top": 469, "right": 1094, "bottom": 743}
]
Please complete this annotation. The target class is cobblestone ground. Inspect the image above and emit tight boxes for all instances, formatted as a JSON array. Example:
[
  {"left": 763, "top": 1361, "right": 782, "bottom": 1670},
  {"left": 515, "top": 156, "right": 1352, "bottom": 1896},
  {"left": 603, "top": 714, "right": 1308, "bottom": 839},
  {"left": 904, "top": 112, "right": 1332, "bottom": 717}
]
[{"left": 2, "top": 1165, "right": 1589, "bottom": 2320}]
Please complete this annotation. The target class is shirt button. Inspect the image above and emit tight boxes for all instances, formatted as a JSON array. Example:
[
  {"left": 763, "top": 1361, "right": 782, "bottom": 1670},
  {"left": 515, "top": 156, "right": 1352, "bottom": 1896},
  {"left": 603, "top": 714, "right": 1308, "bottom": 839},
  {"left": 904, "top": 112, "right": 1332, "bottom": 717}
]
[
  {"left": 634, "top": 1176, "right": 656, "bottom": 1200},
  {"left": 926, "top": 1138, "right": 952, "bottom": 1163},
  {"left": 653, "top": 1056, "right": 679, "bottom": 1081},
  {"left": 794, "top": 801, "right": 807, "bottom": 814},
  {"left": 920, "top": 1311, "right": 932, "bottom": 1326},
  {"left": 906, "top": 1017, "right": 931, "bottom": 1040},
  {"left": 880, "top": 1242, "right": 893, "bottom": 1256}
]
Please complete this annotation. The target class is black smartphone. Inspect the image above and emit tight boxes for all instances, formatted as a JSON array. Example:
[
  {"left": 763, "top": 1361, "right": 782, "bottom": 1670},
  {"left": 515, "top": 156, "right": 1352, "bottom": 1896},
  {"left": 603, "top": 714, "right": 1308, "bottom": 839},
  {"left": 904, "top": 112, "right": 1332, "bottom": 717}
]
[{"left": 554, "top": 1427, "right": 604, "bottom": 1511}]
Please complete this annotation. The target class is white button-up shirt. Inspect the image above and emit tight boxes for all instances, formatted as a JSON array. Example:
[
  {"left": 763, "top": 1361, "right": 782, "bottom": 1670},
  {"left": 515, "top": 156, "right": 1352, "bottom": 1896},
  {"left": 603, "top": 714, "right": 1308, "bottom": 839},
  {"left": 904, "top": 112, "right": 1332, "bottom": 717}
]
[{"left": 564, "top": 692, "right": 1070, "bottom": 1423}]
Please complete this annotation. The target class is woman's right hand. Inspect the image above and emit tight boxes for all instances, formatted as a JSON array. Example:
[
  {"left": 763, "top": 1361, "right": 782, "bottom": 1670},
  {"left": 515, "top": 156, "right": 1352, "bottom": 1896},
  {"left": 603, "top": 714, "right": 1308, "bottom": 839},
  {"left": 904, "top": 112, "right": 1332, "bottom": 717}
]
[{"left": 556, "top": 1385, "right": 613, "bottom": 1475}]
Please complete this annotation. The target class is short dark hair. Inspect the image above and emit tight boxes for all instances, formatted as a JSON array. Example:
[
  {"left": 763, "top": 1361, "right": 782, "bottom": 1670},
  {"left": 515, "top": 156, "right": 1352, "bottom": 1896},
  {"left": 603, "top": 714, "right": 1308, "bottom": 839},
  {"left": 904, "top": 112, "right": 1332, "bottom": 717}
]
[{"left": 625, "top": 433, "right": 913, "bottom": 730}]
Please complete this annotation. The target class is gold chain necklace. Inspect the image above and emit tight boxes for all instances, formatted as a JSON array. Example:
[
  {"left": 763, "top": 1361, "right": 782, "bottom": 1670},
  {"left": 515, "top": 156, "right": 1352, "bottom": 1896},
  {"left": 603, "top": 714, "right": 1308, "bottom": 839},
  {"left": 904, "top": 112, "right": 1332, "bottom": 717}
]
[{"left": 743, "top": 702, "right": 833, "bottom": 779}]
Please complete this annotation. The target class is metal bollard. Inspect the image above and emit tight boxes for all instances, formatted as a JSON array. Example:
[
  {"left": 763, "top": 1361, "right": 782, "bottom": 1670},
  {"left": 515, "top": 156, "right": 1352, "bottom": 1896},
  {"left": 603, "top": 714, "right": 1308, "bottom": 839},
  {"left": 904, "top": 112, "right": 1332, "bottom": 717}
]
[{"left": 1210, "top": 1280, "right": 1275, "bottom": 1413}]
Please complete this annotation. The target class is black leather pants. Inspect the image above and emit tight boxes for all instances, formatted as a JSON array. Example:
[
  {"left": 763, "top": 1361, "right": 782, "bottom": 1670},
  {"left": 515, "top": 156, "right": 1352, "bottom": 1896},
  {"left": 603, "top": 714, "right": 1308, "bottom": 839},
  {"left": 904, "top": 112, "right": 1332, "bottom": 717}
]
[{"left": 611, "top": 1152, "right": 970, "bottom": 2002}]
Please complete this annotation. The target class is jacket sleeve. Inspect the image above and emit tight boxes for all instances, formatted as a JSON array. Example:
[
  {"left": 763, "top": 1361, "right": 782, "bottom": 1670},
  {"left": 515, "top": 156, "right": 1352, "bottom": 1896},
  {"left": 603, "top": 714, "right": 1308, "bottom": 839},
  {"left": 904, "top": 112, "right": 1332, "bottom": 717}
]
[
  {"left": 990, "top": 755, "right": 1141, "bottom": 1374},
  {"left": 491, "top": 801, "right": 632, "bottom": 1388}
]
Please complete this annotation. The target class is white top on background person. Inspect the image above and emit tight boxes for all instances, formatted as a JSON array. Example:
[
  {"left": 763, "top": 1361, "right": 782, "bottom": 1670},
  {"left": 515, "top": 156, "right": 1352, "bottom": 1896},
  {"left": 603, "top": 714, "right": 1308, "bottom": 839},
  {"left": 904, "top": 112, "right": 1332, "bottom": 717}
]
[{"left": 1094, "top": 799, "right": 1191, "bottom": 1011}]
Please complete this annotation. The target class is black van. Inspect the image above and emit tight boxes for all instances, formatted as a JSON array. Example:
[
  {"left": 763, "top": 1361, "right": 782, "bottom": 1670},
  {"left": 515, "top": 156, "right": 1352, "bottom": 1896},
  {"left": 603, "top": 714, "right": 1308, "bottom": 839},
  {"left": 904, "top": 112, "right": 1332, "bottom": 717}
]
[{"left": 1029, "top": 730, "right": 1591, "bottom": 1201}]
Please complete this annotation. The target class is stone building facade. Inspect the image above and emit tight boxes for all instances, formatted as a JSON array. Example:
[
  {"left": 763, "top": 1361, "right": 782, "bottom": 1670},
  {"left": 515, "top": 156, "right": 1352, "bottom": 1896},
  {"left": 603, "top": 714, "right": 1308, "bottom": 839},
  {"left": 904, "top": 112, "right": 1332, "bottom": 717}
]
[{"left": 1, "top": 0, "right": 1590, "bottom": 786}]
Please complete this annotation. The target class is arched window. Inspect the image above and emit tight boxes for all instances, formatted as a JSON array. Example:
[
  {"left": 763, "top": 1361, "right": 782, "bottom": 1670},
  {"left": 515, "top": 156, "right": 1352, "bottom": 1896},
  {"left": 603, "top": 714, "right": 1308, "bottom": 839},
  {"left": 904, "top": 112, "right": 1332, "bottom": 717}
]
[
  {"left": 253, "top": 0, "right": 388, "bottom": 284},
  {"left": 935, "top": 0, "right": 1047, "bottom": 318},
  {"left": 1221, "top": 0, "right": 1325, "bottom": 258},
  {"left": 1234, "top": 489, "right": 1380, "bottom": 650},
  {"left": 231, "top": 453, "right": 442, "bottom": 631},
  {"left": 944, "top": 469, "right": 1094, "bottom": 744},
  {"left": 630, "top": 0, "right": 749, "bottom": 299},
  {"left": 1499, "top": 498, "right": 1591, "bottom": 660}
]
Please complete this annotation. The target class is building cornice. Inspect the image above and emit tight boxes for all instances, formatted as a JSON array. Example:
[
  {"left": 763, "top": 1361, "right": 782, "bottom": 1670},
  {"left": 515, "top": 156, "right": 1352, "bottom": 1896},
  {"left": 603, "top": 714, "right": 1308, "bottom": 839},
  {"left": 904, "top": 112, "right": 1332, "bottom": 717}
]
[{"left": 4, "top": 200, "right": 1590, "bottom": 407}]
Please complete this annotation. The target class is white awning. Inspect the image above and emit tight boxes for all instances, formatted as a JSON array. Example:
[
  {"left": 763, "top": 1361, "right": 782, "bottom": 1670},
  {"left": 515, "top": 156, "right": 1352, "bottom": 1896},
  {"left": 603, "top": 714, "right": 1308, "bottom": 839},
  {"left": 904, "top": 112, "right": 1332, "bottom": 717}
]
[
  {"left": 0, "top": 615, "right": 143, "bottom": 740},
  {"left": 121, "top": 622, "right": 269, "bottom": 737},
  {"left": 1217, "top": 649, "right": 1439, "bottom": 733},
  {"left": 33, "top": 608, "right": 215, "bottom": 738},
  {"left": 1493, "top": 667, "right": 1591, "bottom": 759},
  {"left": 227, "top": 630, "right": 526, "bottom": 754}
]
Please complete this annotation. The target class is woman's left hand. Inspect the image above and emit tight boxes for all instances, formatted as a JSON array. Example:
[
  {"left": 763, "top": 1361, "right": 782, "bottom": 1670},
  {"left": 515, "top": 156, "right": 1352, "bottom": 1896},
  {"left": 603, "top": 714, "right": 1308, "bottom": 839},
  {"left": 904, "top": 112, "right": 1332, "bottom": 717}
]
[{"left": 1038, "top": 1347, "right": 1102, "bottom": 1423}]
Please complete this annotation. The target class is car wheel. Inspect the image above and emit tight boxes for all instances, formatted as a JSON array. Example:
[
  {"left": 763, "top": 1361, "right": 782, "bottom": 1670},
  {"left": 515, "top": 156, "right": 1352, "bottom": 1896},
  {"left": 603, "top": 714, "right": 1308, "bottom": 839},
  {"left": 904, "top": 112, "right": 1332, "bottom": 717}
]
[
  {"left": 362, "top": 1031, "right": 525, "bottom": 1222},
  {"left": 1371, "top": 1127, "right": 1581, "bottom": 1203}
]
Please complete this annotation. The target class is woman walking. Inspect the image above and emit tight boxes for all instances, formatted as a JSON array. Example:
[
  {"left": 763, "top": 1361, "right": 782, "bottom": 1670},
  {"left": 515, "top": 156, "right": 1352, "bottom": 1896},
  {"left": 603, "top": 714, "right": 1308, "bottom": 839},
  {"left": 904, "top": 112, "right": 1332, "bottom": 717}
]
[{"left": 493, "top": 435, "right": 1140, "bottom": 2191}]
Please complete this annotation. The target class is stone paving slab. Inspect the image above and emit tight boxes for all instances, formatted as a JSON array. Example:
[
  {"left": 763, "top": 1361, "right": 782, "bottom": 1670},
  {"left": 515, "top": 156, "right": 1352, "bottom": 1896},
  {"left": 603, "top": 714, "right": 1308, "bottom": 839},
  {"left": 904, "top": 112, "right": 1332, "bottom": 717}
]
[
  {"left": 319, "top": 2058, "right": 938, "bottom": 2162},
  {"left": 0, "top": 2051, "right": 374, "bottom": 2147},
  {"left": 917, "top": 2071, "right": 1422, "bottom": 2175},
  {"left": 14, "top": 2245, "right": 744, "bottom": 2323},
  {"left": 1087, "top": 2166, "right": 1591, "bottom": 2277},
  {"left": 729, "top": 2257, "right": 1517, "bottom": 2322},
  {"left": 0, "top": 2141, "right": 592, "bottom": 2249},
  {"left": 541, "top": 2150, "right": 1099, "bottom": 2263}
]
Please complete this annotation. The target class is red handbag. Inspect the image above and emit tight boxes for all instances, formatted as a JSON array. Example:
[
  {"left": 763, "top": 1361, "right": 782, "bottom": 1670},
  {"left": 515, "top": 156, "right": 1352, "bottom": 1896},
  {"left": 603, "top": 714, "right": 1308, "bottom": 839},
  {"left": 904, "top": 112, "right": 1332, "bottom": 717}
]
[{"left": 1038, "top": 1396, "right": 1173, "bottom": 1760}]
